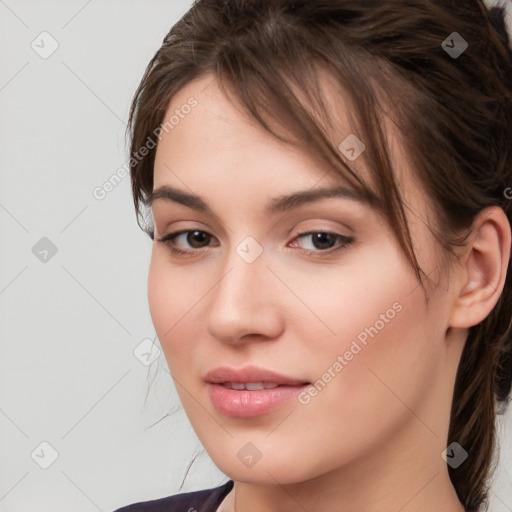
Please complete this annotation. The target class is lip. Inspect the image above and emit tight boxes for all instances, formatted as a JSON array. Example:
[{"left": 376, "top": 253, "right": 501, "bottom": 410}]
[
  {"left": 204, "top": 365, "right": 308, "bottom": 386},
  {"left": 204, "top": 365, "right": 311, "bottom": 418}
]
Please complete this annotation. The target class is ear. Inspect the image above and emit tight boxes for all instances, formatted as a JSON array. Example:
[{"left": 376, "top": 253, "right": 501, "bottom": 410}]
[{"left": 449, "top": 206, "right": 511, "bottom": 329}]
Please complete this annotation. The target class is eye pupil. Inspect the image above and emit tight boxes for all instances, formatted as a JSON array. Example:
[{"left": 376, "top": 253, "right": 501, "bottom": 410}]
[
  {"left": 312, "top": 232, "right": 336, "bottom": 250},
  {"left": 188, "top": 230, "right": 210, "bottom": 248}
]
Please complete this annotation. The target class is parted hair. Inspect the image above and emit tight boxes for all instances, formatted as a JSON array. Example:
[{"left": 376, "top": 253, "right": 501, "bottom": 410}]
[{"left": 126, "top": 1, "right": 512, "bottom": 510}]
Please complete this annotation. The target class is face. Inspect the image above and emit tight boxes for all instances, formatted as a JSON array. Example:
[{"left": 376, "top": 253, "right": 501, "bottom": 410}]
[{"left": 148, "top": 73, "right": 460, "bottom": 485}]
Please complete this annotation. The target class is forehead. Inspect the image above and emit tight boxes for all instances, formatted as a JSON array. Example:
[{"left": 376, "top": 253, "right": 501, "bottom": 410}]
[
  {"left": 153, "top": 72, "right": 365, "bottom": 186},
  {"left": 152, "top": 72, "right": 433, "bottom": 231}
]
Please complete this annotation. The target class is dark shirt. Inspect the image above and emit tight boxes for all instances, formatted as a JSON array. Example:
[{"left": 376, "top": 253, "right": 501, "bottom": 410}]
[{"left": 112, "top": 480, "right": 234, "bottom": 512}]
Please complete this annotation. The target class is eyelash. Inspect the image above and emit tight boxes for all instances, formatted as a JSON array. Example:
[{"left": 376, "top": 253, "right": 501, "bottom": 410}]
[{"left": 154, "top": 229, "right": 355, "bottom": 258}]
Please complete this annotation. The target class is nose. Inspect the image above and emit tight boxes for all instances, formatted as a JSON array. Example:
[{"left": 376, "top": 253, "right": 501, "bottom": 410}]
[{"left": 205, "top": 248, "right": 284, "bottom": 345}]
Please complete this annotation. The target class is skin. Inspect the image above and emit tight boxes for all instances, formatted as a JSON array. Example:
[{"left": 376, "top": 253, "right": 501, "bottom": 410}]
[{"left": 147, "top": 72, "right": 511, "bottom": 512}]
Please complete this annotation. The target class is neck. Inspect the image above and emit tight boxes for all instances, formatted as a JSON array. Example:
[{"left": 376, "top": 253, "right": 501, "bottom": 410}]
[{"left": 220, "top": 464, "right": 466, "bottom": 512}]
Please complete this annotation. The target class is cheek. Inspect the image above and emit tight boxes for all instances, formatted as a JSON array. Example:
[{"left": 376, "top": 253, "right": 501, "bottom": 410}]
[
  {"left": 147, "top": 253, "right": 199, "bottom": 365},
  {"left": 307, "top": 281, "right": 441, "bottom": 443},
  {"left": 280, "top": 241, "right": 416, "bottom": 358},
  {"left": 292, "top": 246, "right": 439, "bottom": 411},
  {"left": 147, "top": 253, "right": 172, "bottom": 336}
]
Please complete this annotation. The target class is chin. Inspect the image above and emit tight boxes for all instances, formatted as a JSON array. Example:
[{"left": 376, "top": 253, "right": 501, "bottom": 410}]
[
  {"left": 203, "top": 441, "right": 320, "bottom": 486},
  {"left": 215, "top": 461, "right": 306, "bottom": 485}
]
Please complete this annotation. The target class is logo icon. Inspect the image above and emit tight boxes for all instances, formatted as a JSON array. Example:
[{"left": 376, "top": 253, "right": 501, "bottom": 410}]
[
  {"left": 236, "top": 236, "right": 263, "bottom": 264},
  {"left": 31, "top": 31, "right": 59, "bottom": 59},
  {"left": 133, "top": 338, "right": 161, "bottom": 366},
  {"left": 442, "top": 442, "right": 468, "bottom": 469},
  {"left": 32, "top": 237, "right": 58, "bottom": 263},
  {"left": 441, "top": 32, "right": 468, "bottom": 59},
  {"left": 338, "top": 134, "right": 366, "bottom": 161},
  {"left": 237, "top": 442, "right": 263, "bottom": 468},
  {"left": 31, "top": 441, "right": 59, "bottom": 469}
]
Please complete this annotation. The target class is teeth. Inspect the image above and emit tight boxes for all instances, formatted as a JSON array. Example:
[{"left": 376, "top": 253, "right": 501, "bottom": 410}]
[
  {"left": 221, "top": 382, "right": 280, "bottom": 390},
  {"left": 245, "top": 382, "right": 265, "bottom": 390}
]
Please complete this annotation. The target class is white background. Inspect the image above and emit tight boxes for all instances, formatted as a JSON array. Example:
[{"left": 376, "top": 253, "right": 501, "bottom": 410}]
[{"left": 0, "top": 1, "right": 511, "bottom": 511}]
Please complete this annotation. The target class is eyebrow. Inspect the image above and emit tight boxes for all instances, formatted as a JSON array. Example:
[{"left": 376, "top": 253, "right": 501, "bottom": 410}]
[{"left": 148, "top": 184, "right": 374, "bottom": 216}]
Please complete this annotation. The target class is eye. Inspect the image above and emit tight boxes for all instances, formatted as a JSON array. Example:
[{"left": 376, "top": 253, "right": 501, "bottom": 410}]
[
  {"left": 290, "top": 231, "right": 355, "bottom": 256},
  {"left": 155, "top": 229, "right": 355, "bottom": 257},
  {"left": 155, "top": 229, "right": 218, "bottom": 255}
]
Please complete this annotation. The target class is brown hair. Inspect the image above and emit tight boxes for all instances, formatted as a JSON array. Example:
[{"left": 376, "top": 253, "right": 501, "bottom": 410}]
[{"left": 126, "top": 1, "right": 512, "bottom": 510}]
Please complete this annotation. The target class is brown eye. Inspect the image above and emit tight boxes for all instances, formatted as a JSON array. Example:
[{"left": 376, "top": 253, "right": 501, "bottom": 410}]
[
  {"left": 155, "top": 229, "right": 219, "bottom": 255},
  {"left": 303, "top": 232, "right": 338, "bottom": 250},
  {"left": 291, "top": 231, "right": 355, "bottom": 254},
  {"left": 182, "top": 230, "right": 212, "bottom": 248}
]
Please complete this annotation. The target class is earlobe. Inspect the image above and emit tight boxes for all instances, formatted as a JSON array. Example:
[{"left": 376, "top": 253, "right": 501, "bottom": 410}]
[{"left": 449, "top": 207, "right": 511, "bottom": 329}]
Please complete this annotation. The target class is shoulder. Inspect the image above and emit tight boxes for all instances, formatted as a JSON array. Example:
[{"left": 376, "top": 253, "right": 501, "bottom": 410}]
[{"left": 112, "top": 480, "right": 234, "bottom": 512}]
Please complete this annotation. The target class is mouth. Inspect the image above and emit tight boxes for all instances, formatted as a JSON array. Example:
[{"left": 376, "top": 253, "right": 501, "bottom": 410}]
[
  {"left": 204, "top": 364, "right": 309, "bottom": 386},
  {"left": 219, "top": 381, "right": 309, "bottom": 390},
  {"left": 204, "top": 366, "right": 311, "bottom": 418}
]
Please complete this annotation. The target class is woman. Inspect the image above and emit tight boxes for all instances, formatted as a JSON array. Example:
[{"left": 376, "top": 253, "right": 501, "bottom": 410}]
[{"left": 114, "top": 0, "right": 512, "bottom": 511}]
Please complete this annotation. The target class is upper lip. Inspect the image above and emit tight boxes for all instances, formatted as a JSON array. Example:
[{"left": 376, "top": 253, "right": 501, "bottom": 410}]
[{"left": 204, "top": 365, "right": 309, "bottom": 386}]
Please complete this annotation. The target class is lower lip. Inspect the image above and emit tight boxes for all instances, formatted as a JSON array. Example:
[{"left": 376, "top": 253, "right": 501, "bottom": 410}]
[{"left": 207, "top": 383, "right": 310, "bottom": 418}]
